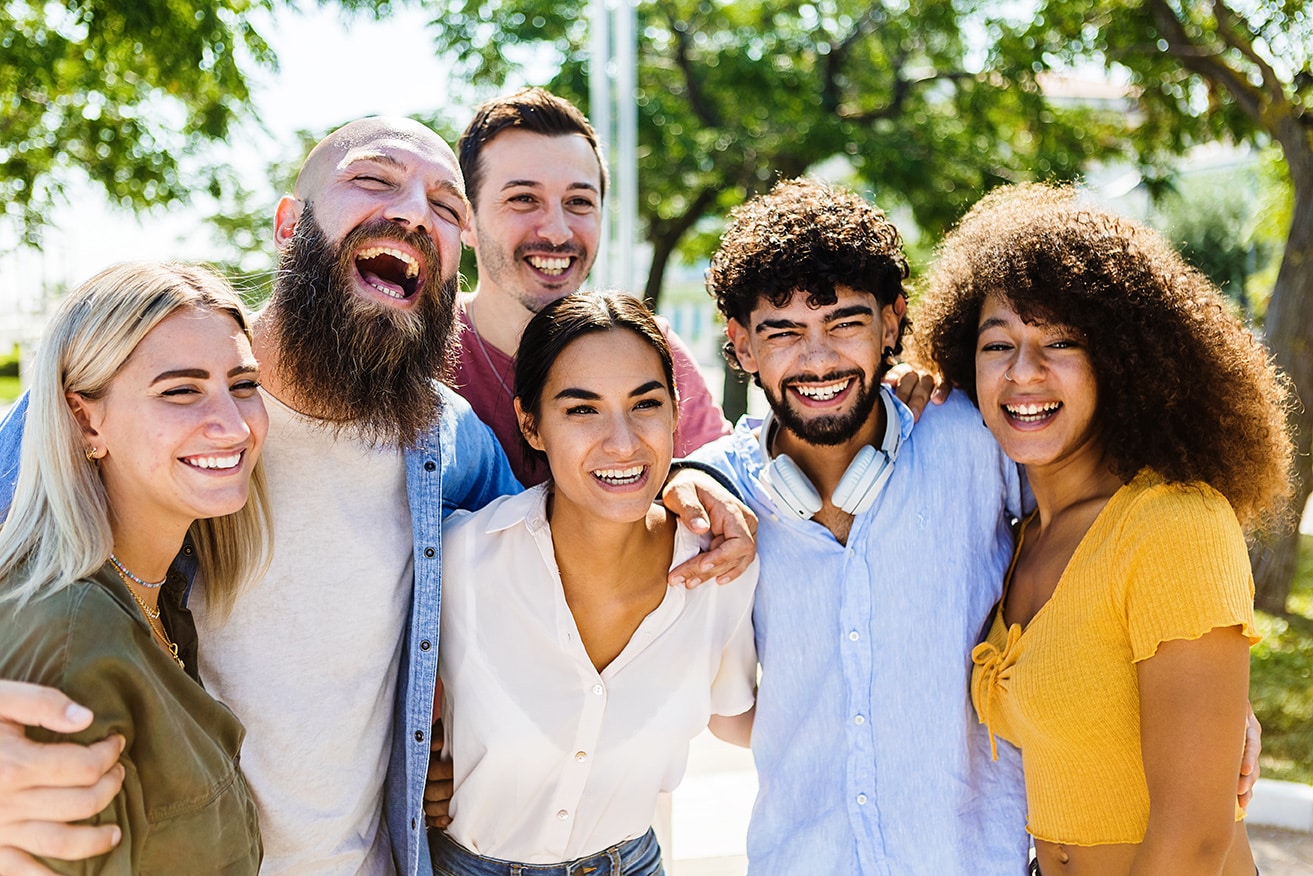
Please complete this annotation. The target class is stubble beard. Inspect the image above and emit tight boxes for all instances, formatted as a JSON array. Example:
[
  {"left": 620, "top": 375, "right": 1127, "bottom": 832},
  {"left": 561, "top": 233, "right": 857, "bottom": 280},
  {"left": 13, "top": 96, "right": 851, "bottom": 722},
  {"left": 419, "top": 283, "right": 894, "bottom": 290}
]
[{"left": 267, "top": 205, "right": 458, "bottom": 448}]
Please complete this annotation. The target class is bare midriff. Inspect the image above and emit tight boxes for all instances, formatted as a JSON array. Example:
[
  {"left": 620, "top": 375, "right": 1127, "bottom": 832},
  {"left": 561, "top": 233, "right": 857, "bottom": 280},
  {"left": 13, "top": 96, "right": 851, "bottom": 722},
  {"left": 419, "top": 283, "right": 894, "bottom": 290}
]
[{"left": 1035, "top": 821, "right": 1255, "bottom": 875}]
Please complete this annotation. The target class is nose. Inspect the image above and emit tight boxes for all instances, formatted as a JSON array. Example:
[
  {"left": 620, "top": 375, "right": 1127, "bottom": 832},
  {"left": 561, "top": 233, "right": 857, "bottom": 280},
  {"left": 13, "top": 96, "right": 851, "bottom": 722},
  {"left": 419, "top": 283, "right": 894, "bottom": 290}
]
[
  {"left": 536, "top": 203, "right": 572, "bottom": 246},
  {"left": 1007, "top": 342, "right": 1046, "bottom": 384},
  {"left": 602, "top": 412, "right": 642, "bottom": 456},
  {"left": 797, "top": 329, "right": 839, "bottom": 370},
  {"left": 385, "top": 181, "right": 431, "bottom": 239},
  {"left": 204, "top": 392, "right": 257, "bottom": 445}
]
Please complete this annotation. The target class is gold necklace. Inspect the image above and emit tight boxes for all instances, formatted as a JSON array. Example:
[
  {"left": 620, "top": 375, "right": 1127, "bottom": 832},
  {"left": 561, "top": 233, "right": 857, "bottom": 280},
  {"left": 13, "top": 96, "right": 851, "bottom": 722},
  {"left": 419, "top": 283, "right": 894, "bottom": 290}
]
[{"left": 111, "top": 562, "right": 185, "bottom": 671}]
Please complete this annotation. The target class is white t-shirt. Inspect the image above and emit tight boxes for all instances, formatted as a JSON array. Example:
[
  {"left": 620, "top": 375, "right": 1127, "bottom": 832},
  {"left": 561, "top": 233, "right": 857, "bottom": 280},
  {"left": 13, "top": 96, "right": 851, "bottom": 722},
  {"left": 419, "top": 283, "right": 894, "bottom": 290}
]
[
  {"left": 437, "top": 484, "right": 758, "bottom": 863},
  {"left": 192, "top": 390, "right": 412, "bottom": 876}
]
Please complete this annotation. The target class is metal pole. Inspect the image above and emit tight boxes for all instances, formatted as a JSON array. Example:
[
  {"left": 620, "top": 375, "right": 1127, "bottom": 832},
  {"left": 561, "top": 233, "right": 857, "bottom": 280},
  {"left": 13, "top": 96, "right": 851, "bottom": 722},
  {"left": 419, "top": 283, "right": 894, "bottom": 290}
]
[
  {"left": 588, "top": 0, "right": 614, "bottom": 289},
  {"left": 615, "top": 0, "right": 638, "bottom": 293}
]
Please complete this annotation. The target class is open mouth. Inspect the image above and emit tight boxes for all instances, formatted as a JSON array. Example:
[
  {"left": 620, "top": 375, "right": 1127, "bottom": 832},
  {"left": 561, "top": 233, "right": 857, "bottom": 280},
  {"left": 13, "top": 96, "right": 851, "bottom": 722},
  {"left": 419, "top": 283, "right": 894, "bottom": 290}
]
[
  {"left": 526, "top": 254, "right": 574, "bottom": 277},
  {"left": 790, "top": 378, "right": 853, "bottom": 403},
  {"left": 592, "top": 465, "right": 646, "bottom": 486},
  {"left": 1003, "top": 401, "right": 1061, "bottom": 424},
  {"left": 182, "top": 451, "right": 243, "bottom": 471},
  {"left": 356, "top": 246, "right": 421, "bottom": 300}
]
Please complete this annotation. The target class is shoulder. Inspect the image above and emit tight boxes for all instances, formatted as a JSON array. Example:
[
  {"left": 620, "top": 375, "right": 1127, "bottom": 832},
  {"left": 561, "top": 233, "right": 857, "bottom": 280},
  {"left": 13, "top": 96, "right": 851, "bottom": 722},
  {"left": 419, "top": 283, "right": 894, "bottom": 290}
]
[{"left": 442, "top": 486, "right": 543, "bottom": 551}]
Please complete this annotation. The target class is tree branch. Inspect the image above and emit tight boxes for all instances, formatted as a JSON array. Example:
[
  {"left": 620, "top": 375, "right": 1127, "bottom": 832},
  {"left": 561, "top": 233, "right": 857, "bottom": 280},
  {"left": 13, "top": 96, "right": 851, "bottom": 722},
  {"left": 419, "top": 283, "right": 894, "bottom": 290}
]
[
  {"left": 1211, "top": 0, "right": 1285, "bottom": 105},
  {"left": 660, "top": 3, "right": 721, "bottom": 128},
  {"left": 1146, "top": 0, "right": 1267, "bottom": 126}
]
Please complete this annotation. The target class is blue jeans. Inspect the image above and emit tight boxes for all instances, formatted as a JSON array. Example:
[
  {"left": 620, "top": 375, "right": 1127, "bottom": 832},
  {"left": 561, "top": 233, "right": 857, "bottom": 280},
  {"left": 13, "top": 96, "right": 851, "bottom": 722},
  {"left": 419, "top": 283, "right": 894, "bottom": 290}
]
[{"left": 430, "top": 828, "right": 664, "bottom": 876}]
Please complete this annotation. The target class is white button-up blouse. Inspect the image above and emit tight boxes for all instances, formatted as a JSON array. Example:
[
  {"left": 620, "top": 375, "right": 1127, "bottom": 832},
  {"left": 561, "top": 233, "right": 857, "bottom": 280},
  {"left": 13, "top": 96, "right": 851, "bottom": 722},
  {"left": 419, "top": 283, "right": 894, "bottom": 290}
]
[{"left": 437, "top": 484, "right": 758, "bottom": 863}]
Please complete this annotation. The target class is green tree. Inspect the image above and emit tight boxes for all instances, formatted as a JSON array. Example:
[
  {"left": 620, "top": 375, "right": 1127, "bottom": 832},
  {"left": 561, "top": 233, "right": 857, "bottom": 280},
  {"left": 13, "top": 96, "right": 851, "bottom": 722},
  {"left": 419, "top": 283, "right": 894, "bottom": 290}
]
[
  {"left": 426, "top": 0, "right": 1129, "bottom": 420},
  {"left": 1016, "top": 0, "right": 1313, "bottom": 610},
  {"left": 0, "top": 0, "right": 394, "bottom": 245}
]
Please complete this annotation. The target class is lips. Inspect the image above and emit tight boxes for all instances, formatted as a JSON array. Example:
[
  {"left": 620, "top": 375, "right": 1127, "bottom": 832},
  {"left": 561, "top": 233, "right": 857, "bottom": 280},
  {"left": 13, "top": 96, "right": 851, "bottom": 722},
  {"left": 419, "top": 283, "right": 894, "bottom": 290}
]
[
  {"left": 181, "top": 451, "right": 243, "bottom": 471},
  {"left": 591, "top": 465, "right": 646, "bottom": 486},
  {"left": 355, "top": 245, "right": 421, "bottom": 300},
  {"left": 1002, "top": 401, "right": 1062, "bottom": 424}
]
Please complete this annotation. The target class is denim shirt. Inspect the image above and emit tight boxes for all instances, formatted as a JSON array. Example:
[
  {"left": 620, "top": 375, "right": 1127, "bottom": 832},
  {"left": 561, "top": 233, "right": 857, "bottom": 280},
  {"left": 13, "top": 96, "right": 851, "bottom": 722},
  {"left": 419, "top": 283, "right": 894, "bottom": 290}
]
[
  {"left": 689, "top": 392, "right": 1031, "bottom": 876},
  {"left": 0, "top": 388, "right": 521, "bottom": 876}
]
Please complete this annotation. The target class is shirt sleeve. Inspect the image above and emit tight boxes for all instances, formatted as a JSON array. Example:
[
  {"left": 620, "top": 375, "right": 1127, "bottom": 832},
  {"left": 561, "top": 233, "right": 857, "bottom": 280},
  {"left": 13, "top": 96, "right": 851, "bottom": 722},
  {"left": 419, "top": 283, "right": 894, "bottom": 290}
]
[
  {"left": 0, "top": 390, "right": 30, "bottom": 516},
  {"left": 709, "top": 560, "right": 759, "bottom": 717},
  {"left": 1117, "top": 482, "right": 1260, "bottom": 663},
  {"left": 657, "top": 318, "right": 731, "bottom": 455},
  {"left": 438, "top": 385, "right": 523, "bottom": 517}
]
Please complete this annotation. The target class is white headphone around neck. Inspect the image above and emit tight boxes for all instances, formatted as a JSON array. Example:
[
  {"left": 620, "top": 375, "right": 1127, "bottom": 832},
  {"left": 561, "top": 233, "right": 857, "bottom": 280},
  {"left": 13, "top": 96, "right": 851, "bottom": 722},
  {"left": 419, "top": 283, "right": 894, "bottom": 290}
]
[{"left": 758, "top": 386, "right": 903, "bottom": 520}]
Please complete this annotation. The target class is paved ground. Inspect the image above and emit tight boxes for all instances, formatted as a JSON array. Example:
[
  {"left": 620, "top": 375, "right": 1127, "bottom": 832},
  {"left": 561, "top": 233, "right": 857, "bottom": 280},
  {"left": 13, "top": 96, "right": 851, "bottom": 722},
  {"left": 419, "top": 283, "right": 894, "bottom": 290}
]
[{"left": 670, "top": 731, "right": 1313, "bottom": 875}]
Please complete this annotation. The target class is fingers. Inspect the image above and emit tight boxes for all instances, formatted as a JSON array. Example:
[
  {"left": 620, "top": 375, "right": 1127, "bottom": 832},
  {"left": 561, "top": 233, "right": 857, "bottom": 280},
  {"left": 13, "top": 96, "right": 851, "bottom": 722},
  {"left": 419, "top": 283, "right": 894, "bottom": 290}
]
[
  {"left": 0, "top": 819, "right": 121, "bottom": 868},
  {"left": 424, "top": 759, "right": 454, "bottom": 828},
  {"left": 1237, "top": 706, "right": 1262, "bottom": 809},
  {"left": 0, "top": 730, "right": 124, "bottom": 798},
  {"left": 661, "top": 479, "right": 710, "bottom": 535},
  {"left": 669, "top": 534, "right": 755, "bottom": 588},
  {"left": 0, "top": 683, "right": 94, "bottom": 735},
  {"left": 0, "top": 762, "right": 124, "bottom": 829}
]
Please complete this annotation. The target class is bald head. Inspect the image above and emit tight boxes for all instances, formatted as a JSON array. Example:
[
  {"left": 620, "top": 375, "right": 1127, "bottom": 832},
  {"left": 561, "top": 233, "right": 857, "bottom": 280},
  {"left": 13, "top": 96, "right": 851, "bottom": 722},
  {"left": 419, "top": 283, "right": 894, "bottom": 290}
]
[{"left": 295, "top": 116, "right": 463, "bottom": 202}]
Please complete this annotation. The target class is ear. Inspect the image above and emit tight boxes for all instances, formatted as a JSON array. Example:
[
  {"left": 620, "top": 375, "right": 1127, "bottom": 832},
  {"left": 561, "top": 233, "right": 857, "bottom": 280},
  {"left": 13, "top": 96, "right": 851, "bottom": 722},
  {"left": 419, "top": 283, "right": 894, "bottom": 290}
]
[
  {"left": 274, "top": 195, "right": 304, "bottom": 251},
  {"left": 880, "top": 301, "right": 902, "bottom": 351},
  {"left": 513, "top": 397, "right": 545, "bottom": 453},
  {"left": 726, "top": 318, "right": 759, "bottom": 376},
  {"left": 65, "top": 392, "right": 103, "bottom": 440}
]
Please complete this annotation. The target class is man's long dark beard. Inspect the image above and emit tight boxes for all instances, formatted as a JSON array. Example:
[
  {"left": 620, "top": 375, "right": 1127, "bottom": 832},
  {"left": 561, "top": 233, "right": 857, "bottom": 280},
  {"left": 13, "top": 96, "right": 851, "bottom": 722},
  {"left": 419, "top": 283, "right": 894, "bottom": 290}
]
[
  {"left": 267, "top": 206, "right": 457, "bottom": 448},
  {"left": 764, "top": 369, "right": 882, "bottom": 447}
]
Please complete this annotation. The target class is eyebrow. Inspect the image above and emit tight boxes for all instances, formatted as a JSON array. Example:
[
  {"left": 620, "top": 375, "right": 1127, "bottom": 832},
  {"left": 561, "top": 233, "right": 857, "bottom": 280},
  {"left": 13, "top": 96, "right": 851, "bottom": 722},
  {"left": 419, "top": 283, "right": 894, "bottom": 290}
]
[
  {"left": 150, "top": 365, "right": 259, "bottom": 385},
  {"left": 344, "top": 154, "right": 466, "bottom": 198},
  {"left": 977, "top": 317, "right": 1010, "bottom": 335},
  {"left": 501, "top": 179, "right": 600, "bottom": 194},
  {"left": 755, "top": 304, "right": 874, "bottom": 333},
  {"left": 552, "top": 380, "right": 668, "bottom": 401}
]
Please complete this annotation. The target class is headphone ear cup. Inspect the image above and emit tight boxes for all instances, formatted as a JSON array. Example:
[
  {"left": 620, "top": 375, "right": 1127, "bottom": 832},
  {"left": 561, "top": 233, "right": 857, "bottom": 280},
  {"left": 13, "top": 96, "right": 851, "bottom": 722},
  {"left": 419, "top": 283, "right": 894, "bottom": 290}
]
[
  {"left": 763, "top": 453, "right": 823, "bottom": 519},
  {"left": 832, "top": 445, "right": 894, "bottom": 516}
]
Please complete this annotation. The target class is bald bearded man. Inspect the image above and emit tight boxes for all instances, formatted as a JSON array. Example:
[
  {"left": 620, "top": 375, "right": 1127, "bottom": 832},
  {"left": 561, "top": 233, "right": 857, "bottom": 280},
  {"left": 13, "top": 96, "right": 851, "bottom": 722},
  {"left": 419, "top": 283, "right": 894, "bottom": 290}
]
[{"left": 0, "top": 117, "right": 754, "bottom": 876}]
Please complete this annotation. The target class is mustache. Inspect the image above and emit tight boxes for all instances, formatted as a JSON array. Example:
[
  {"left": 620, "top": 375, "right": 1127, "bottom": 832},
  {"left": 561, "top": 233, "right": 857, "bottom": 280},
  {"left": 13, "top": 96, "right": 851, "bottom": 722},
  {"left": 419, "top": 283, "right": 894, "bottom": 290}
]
[
  {"left": 783, "top": 369, "right": 862, "bottom": 388},
  {"left": 514, "top": 241, "right": 583, "bottom": 258}
]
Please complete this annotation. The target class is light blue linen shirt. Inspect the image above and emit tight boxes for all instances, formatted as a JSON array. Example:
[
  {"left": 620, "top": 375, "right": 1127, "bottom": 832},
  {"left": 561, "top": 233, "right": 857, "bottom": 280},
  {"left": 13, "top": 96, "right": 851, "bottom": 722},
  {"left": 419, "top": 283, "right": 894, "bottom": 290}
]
[
  {"left": 690, "top": 392, "right": 1030, "bottom": 876},
  {"left": 0, "top": 386, "right": 521, "bottom": 876}
]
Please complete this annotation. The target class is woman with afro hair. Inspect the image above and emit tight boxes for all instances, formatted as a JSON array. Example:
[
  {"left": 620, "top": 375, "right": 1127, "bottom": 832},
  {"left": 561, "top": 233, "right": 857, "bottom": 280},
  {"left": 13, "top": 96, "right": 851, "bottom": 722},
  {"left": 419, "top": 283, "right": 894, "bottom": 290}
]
[{"left": 917, "top": 183, "right": 1293, "bottom": 876}]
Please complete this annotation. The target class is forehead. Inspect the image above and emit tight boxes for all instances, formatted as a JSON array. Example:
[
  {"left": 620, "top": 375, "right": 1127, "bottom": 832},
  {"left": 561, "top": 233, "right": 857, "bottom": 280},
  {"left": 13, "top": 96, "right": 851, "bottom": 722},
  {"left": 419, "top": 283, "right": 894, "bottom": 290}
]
[
  {"left": 547, "top": 330, "right": 665, "bottom": 381},
  {"left": 479, "top": 130, "right": 601, "bottom": 184},
  {"left": 748, "top": 285, "right": 877, "bottom": 324},
  {"left": 337, "top": 135, "right": 462, "bottom": 186}
]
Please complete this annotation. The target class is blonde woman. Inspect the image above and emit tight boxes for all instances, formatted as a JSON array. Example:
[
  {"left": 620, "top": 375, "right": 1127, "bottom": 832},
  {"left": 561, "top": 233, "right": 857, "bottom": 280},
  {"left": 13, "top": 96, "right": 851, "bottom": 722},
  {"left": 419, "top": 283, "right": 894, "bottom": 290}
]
[{"left": 0, "top": 262, "right": 272, "bottom": 874}]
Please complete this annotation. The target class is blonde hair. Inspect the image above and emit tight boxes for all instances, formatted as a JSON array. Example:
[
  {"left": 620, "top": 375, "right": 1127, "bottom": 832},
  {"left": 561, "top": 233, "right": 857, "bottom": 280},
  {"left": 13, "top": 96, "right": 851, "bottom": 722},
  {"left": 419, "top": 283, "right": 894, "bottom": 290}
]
[{"left": 0, "top": 262, "right": 272, "bottom": 619}]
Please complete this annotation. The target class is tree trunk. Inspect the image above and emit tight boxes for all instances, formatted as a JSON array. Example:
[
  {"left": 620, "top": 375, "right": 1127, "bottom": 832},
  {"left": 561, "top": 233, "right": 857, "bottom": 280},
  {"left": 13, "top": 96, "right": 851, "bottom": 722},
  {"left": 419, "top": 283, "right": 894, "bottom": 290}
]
[{"left": 1251, "top": 158, "right": 1313, "bottom": 612}]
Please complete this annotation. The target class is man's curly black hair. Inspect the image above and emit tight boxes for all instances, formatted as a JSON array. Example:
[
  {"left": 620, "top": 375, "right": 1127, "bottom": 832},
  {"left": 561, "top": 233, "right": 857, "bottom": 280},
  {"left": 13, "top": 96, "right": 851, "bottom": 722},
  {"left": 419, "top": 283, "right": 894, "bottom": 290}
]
[
  {"left": 706, "top": 178, "right": 909, "bottom": 379},
  {"left": 916, "top": 183, "right": 1293, "bottom": 530}
]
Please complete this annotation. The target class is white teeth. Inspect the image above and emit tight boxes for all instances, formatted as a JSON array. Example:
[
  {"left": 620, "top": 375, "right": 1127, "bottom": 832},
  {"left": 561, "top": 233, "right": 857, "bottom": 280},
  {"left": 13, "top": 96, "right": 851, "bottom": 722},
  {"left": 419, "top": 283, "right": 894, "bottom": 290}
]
[
  {"left": 593, "top": 465, "right": 644, "bottom": 484},
  {"left": 1004, "top": 402, "right": 1061, "bottom": 422},
  {"left": 356, "top": 246, "right": 419, "bottom": 278},
  {"left": 793, "top": 379, "right": 851, "bottom": 401},
  {"left": 367, "top": 280, "right": 407, "bottom": 300},
  {"left": 527, "top": 255, "right": 571, "bottom": 276},
  {"left": 185, "top": 453, "right": 241, "bottom": 470}
]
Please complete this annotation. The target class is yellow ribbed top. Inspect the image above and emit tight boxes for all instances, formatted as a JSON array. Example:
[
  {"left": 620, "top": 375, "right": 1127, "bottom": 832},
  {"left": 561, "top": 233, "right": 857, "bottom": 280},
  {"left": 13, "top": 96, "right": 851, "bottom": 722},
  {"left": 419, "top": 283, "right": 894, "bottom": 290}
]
[{"left": 971, "top": 470, "right": 1259, "bottom": 846}]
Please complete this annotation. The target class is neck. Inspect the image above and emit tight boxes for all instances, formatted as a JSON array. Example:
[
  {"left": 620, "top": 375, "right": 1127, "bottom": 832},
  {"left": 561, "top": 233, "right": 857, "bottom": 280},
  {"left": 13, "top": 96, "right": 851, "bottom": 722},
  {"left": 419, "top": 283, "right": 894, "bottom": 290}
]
[
  {"left": 250, "top": 307, "right": 317, "bottom": 418},
  {"left": 1024, "top": 448, "right": 1123, "bottom": 529},
  {"left": 547, "top": 492, "right": 672, "bottom": 591},
  {"left": 108, "top": 519, "right": 187, "bottom": 593},
  {"left": 465, "top": 286, "right": 533, "bottom": 358}
]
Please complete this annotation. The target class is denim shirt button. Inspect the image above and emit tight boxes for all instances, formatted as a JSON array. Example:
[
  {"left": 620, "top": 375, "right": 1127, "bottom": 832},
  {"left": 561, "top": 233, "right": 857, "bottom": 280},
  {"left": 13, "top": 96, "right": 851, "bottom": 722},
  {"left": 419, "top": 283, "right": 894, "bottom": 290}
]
[
  {"left": 419, "top": 640, "right": 431, "bottom": 651},
  {"left": 414, "top": 730, "right": 425, "bottom": 742},
  {"left": 424, "top": 460, "right": 436, "bottom": 472},
  {"left": 423, "top": 547, "right": 436, "bottom": 558}
]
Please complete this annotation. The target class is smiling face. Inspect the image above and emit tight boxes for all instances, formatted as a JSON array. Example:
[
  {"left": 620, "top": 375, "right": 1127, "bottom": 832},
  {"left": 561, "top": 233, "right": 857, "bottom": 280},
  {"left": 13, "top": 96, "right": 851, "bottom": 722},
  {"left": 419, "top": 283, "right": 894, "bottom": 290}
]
[
  {"left": 71, "top": 307, "right": 268, "bottom": 540},
  {"left": 464, "top": 129, "right": 602, "bottom": 314},
  {"left": 276, "top": 117, "right": 467, "bottom": 313},
  {"left": 518, "top": 329, "right": 676, "bottom": 526},
  {"left": 975, "top": 293, "right": 1103, "bottom": 473},
  {"left": 728, "top": 286, "right": 900, "bottom": 447}
]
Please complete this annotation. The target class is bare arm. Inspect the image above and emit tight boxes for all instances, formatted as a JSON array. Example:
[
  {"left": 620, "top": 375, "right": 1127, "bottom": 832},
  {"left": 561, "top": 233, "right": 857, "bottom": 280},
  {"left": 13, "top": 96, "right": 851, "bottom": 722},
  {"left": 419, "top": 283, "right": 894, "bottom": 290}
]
[
  {"left": 1131, "top": 627, "right": 1251, "bottom": 876},
  {"left": 0, "top": 681, "right": 125, "bottom": 875},
  {"left": 708, "top": 705, "right": 755, "bottom": 749}
]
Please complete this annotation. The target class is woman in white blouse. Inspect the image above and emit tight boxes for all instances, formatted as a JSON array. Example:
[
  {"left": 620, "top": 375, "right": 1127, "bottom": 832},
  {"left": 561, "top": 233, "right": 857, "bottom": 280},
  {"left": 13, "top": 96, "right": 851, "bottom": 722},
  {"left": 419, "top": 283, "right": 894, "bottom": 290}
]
[{"left": 433, "top": 292, "right": 758, "bottom": 876}]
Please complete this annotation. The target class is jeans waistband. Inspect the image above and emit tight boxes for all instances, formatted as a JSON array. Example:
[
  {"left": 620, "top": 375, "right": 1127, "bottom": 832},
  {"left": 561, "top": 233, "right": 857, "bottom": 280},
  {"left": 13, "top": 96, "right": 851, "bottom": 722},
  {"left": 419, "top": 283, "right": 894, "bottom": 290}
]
[{"left": 430, "top": 828, "right": 662, "bottom": 876}]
